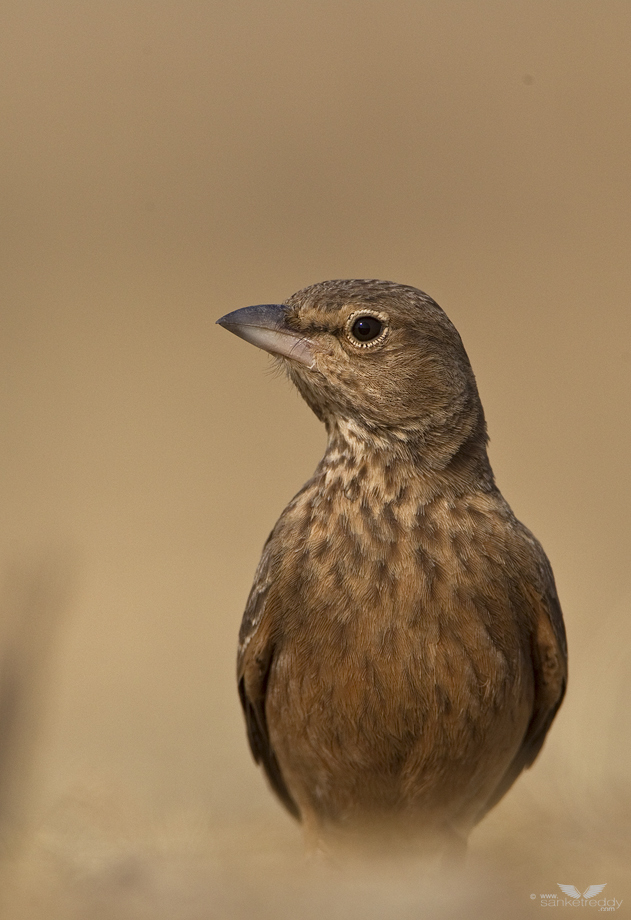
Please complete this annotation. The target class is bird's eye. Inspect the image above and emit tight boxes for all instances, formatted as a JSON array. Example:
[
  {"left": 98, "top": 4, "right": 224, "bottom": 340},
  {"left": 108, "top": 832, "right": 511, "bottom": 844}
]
[
  {"left": 350, "top": 315, "right": 383, "bottom": 343},
  {"left": 344, "top": 310, "right": 389, "bottom": 349}
]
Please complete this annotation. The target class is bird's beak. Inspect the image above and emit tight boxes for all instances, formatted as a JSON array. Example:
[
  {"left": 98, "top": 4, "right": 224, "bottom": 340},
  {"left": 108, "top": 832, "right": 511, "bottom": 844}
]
[{"left": 216, "top": 304, "right": 315, "bottom": 368}]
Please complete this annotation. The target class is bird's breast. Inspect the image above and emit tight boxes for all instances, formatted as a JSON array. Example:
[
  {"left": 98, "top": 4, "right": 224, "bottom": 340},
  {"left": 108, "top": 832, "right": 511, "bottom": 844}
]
[{"left": 263, "top": 478, "right": 534, "bottom": 821}]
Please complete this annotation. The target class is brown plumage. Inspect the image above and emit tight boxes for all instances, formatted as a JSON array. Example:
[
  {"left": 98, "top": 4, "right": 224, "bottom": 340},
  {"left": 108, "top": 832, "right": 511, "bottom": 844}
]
[{"left": 217, "top": 279, "right": 567, "bottom": 853}]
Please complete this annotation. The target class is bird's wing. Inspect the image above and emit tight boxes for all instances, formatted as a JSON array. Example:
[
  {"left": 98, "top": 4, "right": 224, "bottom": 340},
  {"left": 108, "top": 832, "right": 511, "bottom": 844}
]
[
  {"left": 583, "top": 885, "right": 607, "bottom": 899},
  {"left": 558, "top": 885, "right": 581, "bottom": 898},
  {"left": 480, "top": 541, "right": 567, "bottom": 817},
  {"left": 236, "top": 532, "right": 301, "bottom": 820}
]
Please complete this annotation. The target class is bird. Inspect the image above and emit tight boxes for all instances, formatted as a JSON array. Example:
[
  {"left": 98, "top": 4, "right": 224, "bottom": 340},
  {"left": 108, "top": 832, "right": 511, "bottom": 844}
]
[{"left": 216, "top": 279, "right": 567, "bottom": 857}]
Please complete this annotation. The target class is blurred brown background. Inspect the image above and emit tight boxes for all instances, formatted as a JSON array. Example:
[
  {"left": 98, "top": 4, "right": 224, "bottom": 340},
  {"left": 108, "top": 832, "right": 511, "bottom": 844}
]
[{"left": 1, "top": 1, "right": 630, "bottom": 917}]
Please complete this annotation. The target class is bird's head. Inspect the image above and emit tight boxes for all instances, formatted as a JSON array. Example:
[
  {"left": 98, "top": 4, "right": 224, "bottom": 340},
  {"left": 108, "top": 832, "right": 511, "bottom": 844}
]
[{"left": 217, "top": 279, "right": 488, "bottom": 470}]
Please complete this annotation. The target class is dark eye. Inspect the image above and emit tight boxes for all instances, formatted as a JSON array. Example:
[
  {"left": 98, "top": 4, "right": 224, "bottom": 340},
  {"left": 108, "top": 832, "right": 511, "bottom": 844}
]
[{"left": 350, "top": 315, "right": 383, "bottom": 342}]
